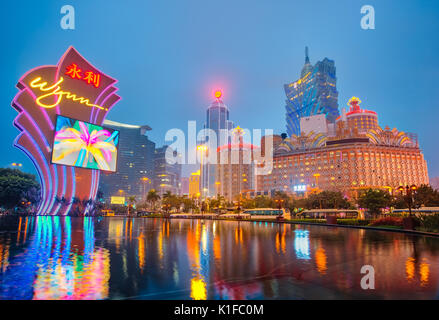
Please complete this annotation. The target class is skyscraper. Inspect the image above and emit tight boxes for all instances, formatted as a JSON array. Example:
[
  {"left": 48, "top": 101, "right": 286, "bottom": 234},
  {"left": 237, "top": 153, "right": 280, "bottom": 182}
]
[
  {"left": 216, "top": 126, "right": 258, "bottom": 202},
  {"left": 203, "top": 90, "right": 234, "bottom": 197},
  {"left": 153, "top": 145, "right": 182, "bottom": 195},
  {"left": 100, "top": 120, "right": 155, "bottom": 202},
  {"left": 285, "top": 47, "right": 340, "bottom": 136}
]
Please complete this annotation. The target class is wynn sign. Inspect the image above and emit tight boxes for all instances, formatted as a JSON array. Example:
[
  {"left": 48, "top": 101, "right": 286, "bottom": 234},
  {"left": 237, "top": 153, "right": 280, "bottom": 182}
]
[{"left": 11, "top": 47, "right": 121, "bottom": 215}]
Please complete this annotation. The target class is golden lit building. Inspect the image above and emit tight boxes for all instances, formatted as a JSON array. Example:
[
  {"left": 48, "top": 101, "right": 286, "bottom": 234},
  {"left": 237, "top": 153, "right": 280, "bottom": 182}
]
[
  {"left": 189, "top": 170, "right": 200, "bottom": 198},
  {"left": 257, "top": 140, "right": 429, "bottom": 198},
  {"left": 257, "top": 97, "right": 429, "bottom": 198},
  {"left": 216, "top": 127, "right": 258, "bottom": 202},
  {"left": 337, "top": 96, "right": 379, "bottom": 134}
]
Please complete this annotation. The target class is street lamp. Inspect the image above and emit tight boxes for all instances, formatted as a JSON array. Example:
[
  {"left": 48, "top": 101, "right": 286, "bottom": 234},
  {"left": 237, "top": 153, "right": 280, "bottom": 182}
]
[
  {"left": 141, "top": 177, "right": 151, "bottom": 202},
  {"left": 274, "top": 198, "right": 285, "bottom": 220},
  {"left": 197, "top": 145, "right": 208, "bottom": 199},
  {"left": 313, "top": 173, "right": 320, "bottom": 188},
  {"left": 397, "top": 184, "right": 417, "bottom": 217}
]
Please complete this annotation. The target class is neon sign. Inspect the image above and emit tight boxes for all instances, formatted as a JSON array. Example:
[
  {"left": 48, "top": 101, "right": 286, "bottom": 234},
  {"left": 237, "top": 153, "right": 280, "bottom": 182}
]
[
  {"left": 11, "top": 46, "right": 121, "bottom": 215},
  {"left": 66, "top": 63, "right": 101, "bottom": 88},
  {"left": 30, "top": 76, "right": 107, "bottom": 110},
  {"left": 293, "top": 184, "right": 307, "bottom": 192}
]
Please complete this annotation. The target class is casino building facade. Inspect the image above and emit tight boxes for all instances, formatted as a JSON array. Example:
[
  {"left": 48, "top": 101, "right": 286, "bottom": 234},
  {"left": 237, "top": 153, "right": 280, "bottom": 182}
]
[{"left": 257, "top": 98, "right": 429, "bottom": 198}]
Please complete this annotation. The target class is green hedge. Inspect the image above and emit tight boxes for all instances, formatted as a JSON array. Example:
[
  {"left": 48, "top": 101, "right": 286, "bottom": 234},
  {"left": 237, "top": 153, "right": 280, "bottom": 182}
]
[
  {"left": 336, "top": 219, "right": 372, "bottom": 226},
  {"left": 415, "top": 214, "right": 439, "bottom": 233}
]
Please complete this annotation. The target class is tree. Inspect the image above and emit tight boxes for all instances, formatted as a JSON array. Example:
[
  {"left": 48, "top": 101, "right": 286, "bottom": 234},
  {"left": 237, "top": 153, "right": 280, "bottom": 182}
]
[
  {"left": 147, "top": 189, "right": 160, "bottom": 210},
  {"left": 253, "top": 195, "right": 274, "bottom": 208},
  {"left": 413, "top": 185, "right": 439, "bottom": 207},
  {"left": 128, "top": 196, "right": 137, "bottom": 215},
  {"left": 357, "top": 189, "right": 392, "bottom": 217},
  {"left": 0, "top": 168, "right": 40, "bottom": 210},
  {"left": 307, "top": 191, "right": 351, "bottom": 209}
]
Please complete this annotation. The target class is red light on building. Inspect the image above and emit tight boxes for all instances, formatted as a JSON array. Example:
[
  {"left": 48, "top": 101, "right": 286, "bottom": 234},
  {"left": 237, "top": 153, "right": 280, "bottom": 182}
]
[{"left": 214, "top": 90, "right": 222, "bottom": 99}]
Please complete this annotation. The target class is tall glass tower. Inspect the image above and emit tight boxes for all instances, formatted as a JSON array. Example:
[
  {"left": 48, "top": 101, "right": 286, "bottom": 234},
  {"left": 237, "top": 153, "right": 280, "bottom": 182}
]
[
  {"left": 285, "top": 47, "right": 340, "bottom": 136},
  {"left": 203, "top": 91, "right": 234, "bottom": 197}
]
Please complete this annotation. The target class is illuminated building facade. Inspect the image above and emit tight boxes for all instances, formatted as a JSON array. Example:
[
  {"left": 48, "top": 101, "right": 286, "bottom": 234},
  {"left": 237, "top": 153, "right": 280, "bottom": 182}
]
[
  {"left": 203, "top": 91, "right": 234, "bottom": 197},
  {"left": 180, "top": 177, "right": 190, "bottom": 195},
  {"left": 259, "top": 97, "right": 429, "bottom": 197},
  {"left": 153, "top": 146, "right": 181, "bottom": 195},
  {"left": 257, "top": 141, "right": 429, "bottom": 197},
  {"left": 216, "top": 127, "right": 258, "bottom": 202},
  {"left": 100, "top": 120, "right": 155, "bottom": 202},
  {"left": 336, "top": 97, "right": 378, "bottom": 134},
  {"left": 285, "top": 47, "right": 339, "bottom": 136},
  {"left": 189, "top": 170, "right": 201, "bottom": 198}
]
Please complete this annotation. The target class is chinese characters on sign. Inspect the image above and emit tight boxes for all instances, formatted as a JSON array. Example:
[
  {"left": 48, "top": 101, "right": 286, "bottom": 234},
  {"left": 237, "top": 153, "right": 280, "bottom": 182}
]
[{"left": 66, "top": 63, "right": 101, "bottom": 88}]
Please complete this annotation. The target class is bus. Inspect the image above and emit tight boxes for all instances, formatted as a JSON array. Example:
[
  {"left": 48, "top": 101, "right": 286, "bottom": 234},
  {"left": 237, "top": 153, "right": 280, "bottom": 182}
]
[
  {"left": 297, "top": 209, "right": 359, "bottom": 219},
  {"left": 242, "top": 208, "right": 291, "bottom": 220},
  {"left": 392, "top": 207, "right": 439, "bottom": 215},
  {"left": 101, "top": 209, "right": 115, "bottom": 217}
]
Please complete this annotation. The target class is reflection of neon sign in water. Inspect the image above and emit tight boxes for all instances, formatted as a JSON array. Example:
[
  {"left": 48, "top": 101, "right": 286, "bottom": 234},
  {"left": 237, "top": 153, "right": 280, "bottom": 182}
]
[
  {"left": 0, "top": 217, "right": 110, "bottom": 300},
  {"left": 294, "top": 230, "right": 310, "bottom": 260}
]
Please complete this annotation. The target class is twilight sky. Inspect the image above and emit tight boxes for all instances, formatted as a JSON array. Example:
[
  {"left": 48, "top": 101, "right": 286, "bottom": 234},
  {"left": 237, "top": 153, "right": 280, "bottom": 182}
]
[{"left": 1, "top": 0, "right": 438, "bottom": 177}]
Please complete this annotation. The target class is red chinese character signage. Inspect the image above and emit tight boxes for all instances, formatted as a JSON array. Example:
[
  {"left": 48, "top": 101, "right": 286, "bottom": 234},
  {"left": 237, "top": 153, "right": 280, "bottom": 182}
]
[{"left": 65, "top": 63, "right": 101, "bottom": 88}]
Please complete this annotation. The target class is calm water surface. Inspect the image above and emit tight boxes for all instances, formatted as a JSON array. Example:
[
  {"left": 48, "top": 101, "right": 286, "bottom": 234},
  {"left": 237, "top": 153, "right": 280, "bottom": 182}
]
[{"left": 0, "top": 216, "right": 439, "bottom": 300}]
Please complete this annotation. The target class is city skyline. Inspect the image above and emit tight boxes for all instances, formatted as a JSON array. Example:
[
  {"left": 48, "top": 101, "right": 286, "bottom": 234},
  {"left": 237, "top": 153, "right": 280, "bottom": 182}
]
[{"left": 1, "top": 1, "right": 439, "bottom": 178}]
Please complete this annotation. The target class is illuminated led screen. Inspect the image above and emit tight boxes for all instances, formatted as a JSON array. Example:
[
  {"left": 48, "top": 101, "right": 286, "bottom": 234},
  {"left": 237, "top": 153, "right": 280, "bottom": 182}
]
[{"left": 51, "top": 115, "right": 119, "bottom": 172}]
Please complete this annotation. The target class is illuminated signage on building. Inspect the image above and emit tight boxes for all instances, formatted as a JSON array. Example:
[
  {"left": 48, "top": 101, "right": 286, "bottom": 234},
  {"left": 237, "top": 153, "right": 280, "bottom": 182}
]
[
  {"left": 110, "top": 196, "right": 125, "bottom": 205},
  {"left": 293, "top": 185, "right": 307, "bottom": 192},
  {"left": 11, "top": 46, "right": 121, "bottom": 215},
  {"left": 65, "top": 63, "right": 101, "bottom": 88},
  {"left": 29, "top": 77, "right": 107, "bottom": 110}
]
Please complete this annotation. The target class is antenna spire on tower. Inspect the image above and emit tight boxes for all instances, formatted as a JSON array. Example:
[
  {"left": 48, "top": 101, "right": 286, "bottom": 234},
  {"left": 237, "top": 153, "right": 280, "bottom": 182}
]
[{"left": 305, "top": 46, "right": 310, "bottom": 64}]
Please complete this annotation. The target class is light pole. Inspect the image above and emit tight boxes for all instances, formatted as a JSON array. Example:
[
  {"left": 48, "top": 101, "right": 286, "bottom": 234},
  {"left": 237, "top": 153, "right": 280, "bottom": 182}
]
[
  {"left": 397, "top": 184, "right": 417, "bottom": 230},
  {"left": 274, "top": 198, "right": 285, "bottom": 220},
  {"left": 397, "top": 185, "right": 417, "bottom": 217},
  {"left": 197, "top": 145, "right": 208, "bottom": 200},
  {"left": 141, "top": 177, "right": 151, "bottom": 203},
  {"left": 313, "top": 173, "right": 320, "bottom": 190}
]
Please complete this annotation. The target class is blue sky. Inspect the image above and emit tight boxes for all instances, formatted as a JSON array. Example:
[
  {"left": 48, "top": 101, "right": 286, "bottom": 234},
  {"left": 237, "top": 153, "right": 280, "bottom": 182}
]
[{"left": 1, "top": 0, "right": 439, "bottom": 177}]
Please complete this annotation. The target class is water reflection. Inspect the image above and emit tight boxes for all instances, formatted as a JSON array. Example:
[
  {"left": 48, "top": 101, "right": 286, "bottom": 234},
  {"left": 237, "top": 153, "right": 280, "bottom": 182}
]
[
  {"left": 1, "top": 217, "right": 439, "bottom": 299},
  {"left": 0, "top": 216, "right": 109, "bottom": 300},
  {"left": 294, "top": 229, "right": 310, "bottom": 260}
]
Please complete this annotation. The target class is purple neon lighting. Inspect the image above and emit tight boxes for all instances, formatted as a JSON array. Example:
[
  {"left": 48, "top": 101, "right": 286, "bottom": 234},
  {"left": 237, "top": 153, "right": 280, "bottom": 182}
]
[
  {"left": 13, "top": 134, "right": 47, "bottom": 215},
  {"left": 62, "top": 167, "right": 76, "bottom": 215},
  {"left": 13, "top": 100, "right": 59, "bottom": 215},
  {"left": 12, "top": 47, "right": 120, "bottom": 215}
]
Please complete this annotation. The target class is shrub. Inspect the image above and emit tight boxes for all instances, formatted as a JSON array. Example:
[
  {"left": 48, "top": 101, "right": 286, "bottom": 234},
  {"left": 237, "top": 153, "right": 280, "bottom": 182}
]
[
  {"left": 416, "top": 214, "right": 439, "bottom": 233},
  {"left": 336, "top": 219, "right": 371, "bottom": 226},
  {"left": 369, "top": 217, "right": 403, "bottom": 227}
]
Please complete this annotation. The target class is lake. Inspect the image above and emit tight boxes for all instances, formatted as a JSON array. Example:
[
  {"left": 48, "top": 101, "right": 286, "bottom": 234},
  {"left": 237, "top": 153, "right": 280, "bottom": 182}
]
[{"left": 0, "top": 216, "right": 438, "bottom": 299}]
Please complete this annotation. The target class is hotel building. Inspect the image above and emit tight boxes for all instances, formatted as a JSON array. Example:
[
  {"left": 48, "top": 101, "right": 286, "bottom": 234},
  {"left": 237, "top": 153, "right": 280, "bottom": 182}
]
[
  {"left": 203, "top": 91, "right": 234, "bottom": 197},
  {"left": 216, "top": 127, "right": 258, "bottom": 202},
  {"left": 153, "top": 146, "right": 182, "bottom": 195},
  {"left": 100, "top": 120, "right": 155, "bottom": 202},
  {"left": 258, "top": 98, "right": 429, "bottom": 197},
  {"left": 285, "top": 47, "right": 340, "bottom": 136},
  {"left": 189, "top": 170, "right": 201, "bottom": 198}
]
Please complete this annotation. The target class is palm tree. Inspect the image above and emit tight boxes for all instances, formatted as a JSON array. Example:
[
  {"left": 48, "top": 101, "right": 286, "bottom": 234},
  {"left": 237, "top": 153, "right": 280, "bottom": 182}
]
[
  {"left": 128, "top": 196, "right": 137, "bottom": 215},
  {"left": 162, "top": 191, "right": 172, "bottom": 199},
  {"left": 147, "top": 189, "right": 160, "bottom": 210}
]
